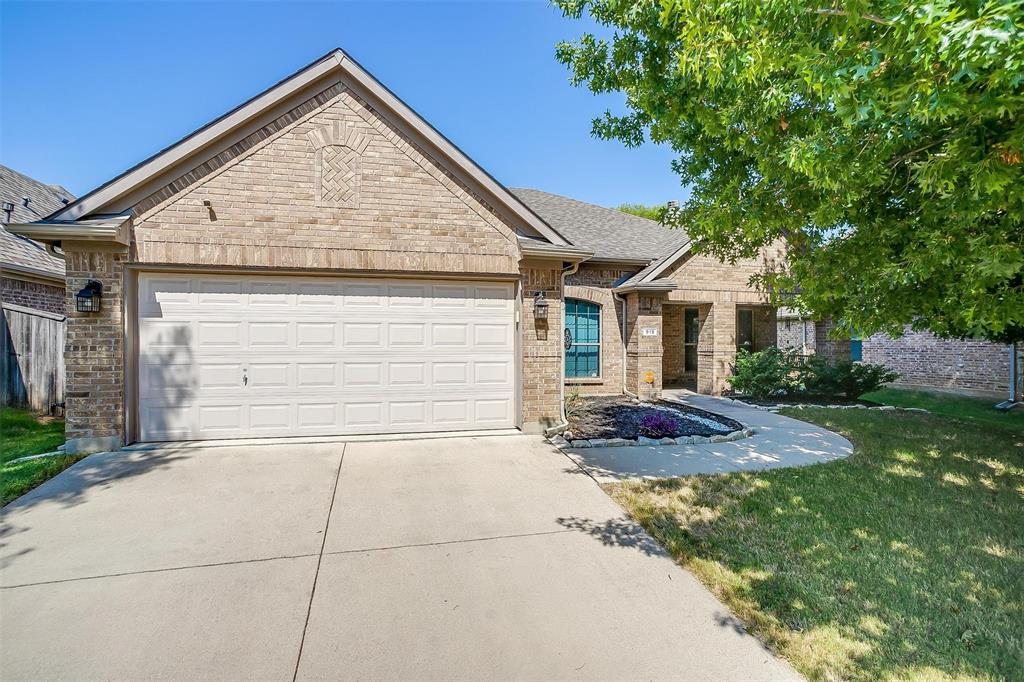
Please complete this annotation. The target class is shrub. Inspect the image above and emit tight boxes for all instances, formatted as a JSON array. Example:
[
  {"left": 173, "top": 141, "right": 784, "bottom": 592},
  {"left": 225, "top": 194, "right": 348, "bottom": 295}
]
[
  {"left": 799, "top": 358, "right": 899, "bottom": 400},
  {"left": 639, "top": 412, "right": 681, "bottom": 438},
  {"left": 564, "top": 388, "right": 586, "bottom": 419},
  {"left": 727, "top": 348, "right": 799, "bottom": 399}
]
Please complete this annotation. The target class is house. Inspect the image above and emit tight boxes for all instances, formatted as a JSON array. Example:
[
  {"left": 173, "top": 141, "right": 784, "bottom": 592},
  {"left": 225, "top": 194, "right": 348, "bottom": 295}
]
[
  {"left": 778, "top": 311, "right": 1021, "bottom": 399},
  {"left": 9, "top": 49, "right": 781, "bottom": 454},
  {"left": 1, "top": 165, "right": 71, "bottom": 314},
  {"left": 1, "top": 165, "right": 73, "bottom": 411}
]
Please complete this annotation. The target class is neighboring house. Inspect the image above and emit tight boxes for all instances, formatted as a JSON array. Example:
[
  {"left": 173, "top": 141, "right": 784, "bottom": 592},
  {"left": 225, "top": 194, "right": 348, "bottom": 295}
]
[
  {"left": 1, "top": 165, "right": 72, "bottom": 411},
  {"left": 9, "top": 49, "right": 780, "bottom": 454},
  {"left": 778, "top": 310, "right": 1020, "bottom": 399}
]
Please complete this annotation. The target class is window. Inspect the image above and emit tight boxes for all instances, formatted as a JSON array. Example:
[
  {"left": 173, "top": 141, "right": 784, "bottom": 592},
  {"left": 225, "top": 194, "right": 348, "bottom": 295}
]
[
  {"left": 565, "top": 299, "right": 600, "bottom": 378},
  {"left": 737, "top": 308, "right": 754, "bottom": 352}
]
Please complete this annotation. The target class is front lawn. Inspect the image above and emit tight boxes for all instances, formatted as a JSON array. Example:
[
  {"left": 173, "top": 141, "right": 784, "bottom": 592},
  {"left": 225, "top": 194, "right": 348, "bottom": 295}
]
[
  {"left": 609, "top": 408, "right": 1023, "bottom": 681},
  {"left": 1, "top": 408, "right": 81, "bottom": 506},
  {"left": 863, "top": 387, "right": 1024, "bottom": 433}
]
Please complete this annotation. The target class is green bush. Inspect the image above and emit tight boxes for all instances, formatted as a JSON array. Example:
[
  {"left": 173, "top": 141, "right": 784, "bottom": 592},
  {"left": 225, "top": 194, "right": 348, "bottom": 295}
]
[
  {"left": 798, "top": 358, "right": 899, "bottom": 400},
  {"left": 727, "top": 347, "right": 799, "bottom": 399},
  {"left": 728, "top": 349, "right": 899, "bottom": 401}
]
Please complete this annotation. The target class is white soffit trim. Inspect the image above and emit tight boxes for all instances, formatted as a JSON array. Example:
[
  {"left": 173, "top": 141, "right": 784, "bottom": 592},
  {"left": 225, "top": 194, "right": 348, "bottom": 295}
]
[{"left": 45, "top": 49, "right": 571, "bottom": 247}]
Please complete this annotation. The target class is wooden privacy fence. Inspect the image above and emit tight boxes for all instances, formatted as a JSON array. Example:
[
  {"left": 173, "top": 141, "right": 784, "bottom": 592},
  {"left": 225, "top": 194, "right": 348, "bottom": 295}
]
[{"left": 1, "top": 302, "right": 65, "bottom": 413}]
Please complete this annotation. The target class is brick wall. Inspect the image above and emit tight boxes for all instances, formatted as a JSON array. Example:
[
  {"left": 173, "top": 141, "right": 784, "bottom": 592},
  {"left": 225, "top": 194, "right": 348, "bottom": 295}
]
[
  {"left": 662, "top": 305, "right": 685, "bottom": 384},
  {"left": 63, "top": 245, "right": 127, "bottom": 452},
  {"left": 863, "top": 327, "right": 1012, "bottom": 397},
  {"left": 132, "top": 85, "right": 519, "bottom": 275},
  {"left": 1, "top": 277, "right": 64, "bottom": 315},
  {"left": 521, "top": 261, "right": 564, "bottom": 431},
  {"left": 564, "top": 265, "right": 635, "bottom": 396}
]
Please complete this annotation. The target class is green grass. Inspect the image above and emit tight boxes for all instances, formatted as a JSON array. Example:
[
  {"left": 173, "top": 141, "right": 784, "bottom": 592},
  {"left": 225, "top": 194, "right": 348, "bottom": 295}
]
[
  {"left": 1, "top": 408, "right": 81, "bottom": 506},
  {"left": 609, "top": 409, "right": 1023, "bottom": 681},
  {"left": 862, "top": 387, "right": 1024, "bottom": 433}
]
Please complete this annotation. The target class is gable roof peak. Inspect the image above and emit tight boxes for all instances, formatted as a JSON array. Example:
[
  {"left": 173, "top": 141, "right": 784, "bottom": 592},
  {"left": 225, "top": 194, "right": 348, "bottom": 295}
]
[{"left": 39, "top": 48, "right": 569, "bottom": 246}]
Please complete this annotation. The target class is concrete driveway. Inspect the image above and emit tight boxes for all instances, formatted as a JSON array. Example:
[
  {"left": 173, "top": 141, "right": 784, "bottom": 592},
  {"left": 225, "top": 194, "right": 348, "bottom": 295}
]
[{"left": 1, "top": 435, "right": 798, "bottom": 681}]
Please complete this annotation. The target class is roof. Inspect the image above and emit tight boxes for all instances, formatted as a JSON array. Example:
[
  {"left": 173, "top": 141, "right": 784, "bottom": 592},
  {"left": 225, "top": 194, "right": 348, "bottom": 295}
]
[
  {"left": 35, "top": 49, "right": 570, "bottom": 248},
  {"left": 510, "top": 188, "right": 689, "bottom": 262},
  {"left": 1, "top": 165, "right": 72, "bottom": 281}
]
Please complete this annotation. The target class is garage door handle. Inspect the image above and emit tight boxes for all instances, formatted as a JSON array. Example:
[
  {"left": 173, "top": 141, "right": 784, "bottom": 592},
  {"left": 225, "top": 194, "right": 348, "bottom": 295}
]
[{"left": 242, "top": 371, "right": 248, "bottom": 386}]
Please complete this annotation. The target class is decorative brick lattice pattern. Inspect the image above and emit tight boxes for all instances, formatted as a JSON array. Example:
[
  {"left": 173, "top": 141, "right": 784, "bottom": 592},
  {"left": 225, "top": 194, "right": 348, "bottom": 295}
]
[{"left": 319, "top": 145, "right": 360, "bottom": 207}]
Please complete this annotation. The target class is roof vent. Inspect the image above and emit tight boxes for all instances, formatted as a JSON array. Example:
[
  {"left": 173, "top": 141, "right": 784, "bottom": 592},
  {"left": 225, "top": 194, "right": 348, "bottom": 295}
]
[
  {"left": 22, "top": 196, "right": 30, "bottom": 207},
  {"left": 61, "top": 198, "right": 70, "bottom": 205}
]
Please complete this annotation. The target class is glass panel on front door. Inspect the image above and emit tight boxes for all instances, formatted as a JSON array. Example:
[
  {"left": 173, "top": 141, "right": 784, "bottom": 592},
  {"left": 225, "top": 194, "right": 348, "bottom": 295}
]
[{"left": 684, "top": 307, "right": 699, "bottom": 372}]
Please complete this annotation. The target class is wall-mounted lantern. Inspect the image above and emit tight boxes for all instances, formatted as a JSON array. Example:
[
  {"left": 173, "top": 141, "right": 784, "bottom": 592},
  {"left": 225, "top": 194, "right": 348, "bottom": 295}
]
[
  {"left": 75, "top": 280, "right": 103, "bottom": 313},
  {"left": 533, "top": 291, "right": 549, "bottom": 320}
]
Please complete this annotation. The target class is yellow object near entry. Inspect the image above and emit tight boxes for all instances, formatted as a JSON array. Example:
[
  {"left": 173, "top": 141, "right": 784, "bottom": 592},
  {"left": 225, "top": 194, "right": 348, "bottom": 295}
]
[{"left": 644, "top": 371, "right": 655, "bottom": 384}]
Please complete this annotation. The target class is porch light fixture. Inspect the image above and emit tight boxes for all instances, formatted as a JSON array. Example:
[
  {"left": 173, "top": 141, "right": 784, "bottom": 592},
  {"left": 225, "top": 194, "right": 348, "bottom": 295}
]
[
  {"left": 75, "top": 280, "right": 103, "bottom": 313},
  {"left": 533, "top": 291, "right": 549, "bottom": 320}
]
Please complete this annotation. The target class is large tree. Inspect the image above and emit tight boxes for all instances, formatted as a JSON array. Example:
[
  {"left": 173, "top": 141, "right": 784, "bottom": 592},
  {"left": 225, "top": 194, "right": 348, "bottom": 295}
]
[{"left": 556, "top": 0, "right": 1024, "bottom": 343}]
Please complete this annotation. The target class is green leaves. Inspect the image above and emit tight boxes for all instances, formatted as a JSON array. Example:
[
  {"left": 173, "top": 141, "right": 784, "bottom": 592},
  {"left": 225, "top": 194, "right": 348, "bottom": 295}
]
[{"left": 557, "top": 0, "right": 1024, "bottom": 341}]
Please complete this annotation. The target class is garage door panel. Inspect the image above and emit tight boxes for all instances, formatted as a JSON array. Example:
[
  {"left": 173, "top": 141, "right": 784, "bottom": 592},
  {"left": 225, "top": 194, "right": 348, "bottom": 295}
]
[{"left": 138, "top": 274, "right": 516, "bottom": 442}]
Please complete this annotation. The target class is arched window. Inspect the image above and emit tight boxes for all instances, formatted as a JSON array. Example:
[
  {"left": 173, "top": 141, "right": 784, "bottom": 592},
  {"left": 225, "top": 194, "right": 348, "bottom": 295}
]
[{"left": 565, "top": 299, "right": 600, "bottom": 378}]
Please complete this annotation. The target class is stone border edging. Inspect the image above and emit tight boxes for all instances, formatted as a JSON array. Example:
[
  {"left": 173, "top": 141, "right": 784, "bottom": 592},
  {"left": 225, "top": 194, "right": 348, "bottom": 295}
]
[
  {"left": 549, "top": 427, "right": 756, "bottom": 450},
  {"left": 728, "top": 398, "right": 929, "bottom": 414}
]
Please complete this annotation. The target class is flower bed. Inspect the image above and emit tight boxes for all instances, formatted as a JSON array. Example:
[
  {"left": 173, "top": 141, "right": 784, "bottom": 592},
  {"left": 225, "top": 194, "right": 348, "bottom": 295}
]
[{"left": 556, "top": 396, "right": 750, "bottom": 448}]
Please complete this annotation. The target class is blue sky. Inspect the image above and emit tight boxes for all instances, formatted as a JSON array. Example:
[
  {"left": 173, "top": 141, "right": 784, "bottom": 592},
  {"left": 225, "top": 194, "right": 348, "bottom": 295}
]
[{"left": 0, "top": 1, "right": 687, "bottom": 208}]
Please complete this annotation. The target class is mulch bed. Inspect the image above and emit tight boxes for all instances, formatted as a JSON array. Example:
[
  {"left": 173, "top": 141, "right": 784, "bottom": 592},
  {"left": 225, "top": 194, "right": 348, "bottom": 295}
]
[{"left": 567, "top": 396, "right": 742, "bottom": 440}]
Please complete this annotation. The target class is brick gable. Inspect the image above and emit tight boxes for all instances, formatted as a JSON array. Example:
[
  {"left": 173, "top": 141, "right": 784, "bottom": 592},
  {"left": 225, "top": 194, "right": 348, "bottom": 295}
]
[{"left": 131, "top": 85, "right": 520, "bottom": 275}]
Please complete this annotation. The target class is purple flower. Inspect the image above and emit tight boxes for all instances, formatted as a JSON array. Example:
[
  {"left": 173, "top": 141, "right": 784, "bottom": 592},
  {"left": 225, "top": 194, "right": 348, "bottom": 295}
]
[{"left": 640, "top": 412, "right": 681, "bottom": 438}]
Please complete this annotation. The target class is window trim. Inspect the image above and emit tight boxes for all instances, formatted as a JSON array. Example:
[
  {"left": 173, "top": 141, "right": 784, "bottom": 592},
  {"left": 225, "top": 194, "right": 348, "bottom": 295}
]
[{"left": 564, "top": 297, "right": 602, "bottom": 379}]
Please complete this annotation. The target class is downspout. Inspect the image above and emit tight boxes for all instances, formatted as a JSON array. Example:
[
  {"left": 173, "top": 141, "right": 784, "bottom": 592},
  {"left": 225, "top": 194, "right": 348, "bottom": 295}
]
[
  {"left": 545, "top": 260, "right": 580, "bottom": 436},
  {"left": 612, "top": 290, "right": 637, "bottom": 398}
]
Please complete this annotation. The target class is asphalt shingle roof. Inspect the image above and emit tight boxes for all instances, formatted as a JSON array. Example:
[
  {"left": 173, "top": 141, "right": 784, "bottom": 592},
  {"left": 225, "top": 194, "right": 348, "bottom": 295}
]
[
  {"left": 511, "top": 188, "right": 689, "bottom": 263},
  {"left": 1, "top": 164, "right": 73, "bottom": 279}
]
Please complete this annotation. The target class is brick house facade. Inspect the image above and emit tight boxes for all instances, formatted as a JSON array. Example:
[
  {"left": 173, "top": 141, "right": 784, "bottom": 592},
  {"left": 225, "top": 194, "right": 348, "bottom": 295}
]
[
  {"left": 11, "top": 50, "right": 785, "bottom": 453},
  {"left": 778, "top": 310, "right": 1019, "bottom": 399}
]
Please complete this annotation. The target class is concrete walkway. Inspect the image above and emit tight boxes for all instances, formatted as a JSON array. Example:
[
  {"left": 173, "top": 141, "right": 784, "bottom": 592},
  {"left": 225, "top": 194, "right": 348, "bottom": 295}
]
[
  {"left": 0, "top": 434, "right": 799, "bottom": 681},
  {"left": 562, "top": 391, "right": 853, "bottom": 482}
]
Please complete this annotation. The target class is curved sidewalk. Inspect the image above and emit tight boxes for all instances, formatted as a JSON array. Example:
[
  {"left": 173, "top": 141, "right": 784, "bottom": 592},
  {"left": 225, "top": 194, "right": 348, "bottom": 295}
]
[{"left": 561, "top": 391, "right": 853, "bottom": 482}]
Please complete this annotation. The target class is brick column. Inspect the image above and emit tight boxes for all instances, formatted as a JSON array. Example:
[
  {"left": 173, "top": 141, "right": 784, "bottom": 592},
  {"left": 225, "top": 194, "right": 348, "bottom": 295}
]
[
  {"left": 63, "top": 243, "right": 128, "bottom": 453},
  {"left": 520, "top": 261, "right": 564, "bottom": 432},
  {"left": 625, "top": 294, "right": 664, "bottom": 400},
  {"left": 697, "top": 301, "right": 736, "bottom": 395}
]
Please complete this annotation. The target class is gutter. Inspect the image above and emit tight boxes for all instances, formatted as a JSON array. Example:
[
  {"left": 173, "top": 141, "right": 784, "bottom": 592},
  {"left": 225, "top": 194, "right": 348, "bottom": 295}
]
[
  {"left": 612, "top": 290, "right": 637, "bottom": 398},
  {"left": 0, "top": 261, "right": 65, "bottom": 283},
  {"left": 612, "top": 280, "right": 677, "bottom": 294},
  {"left": 6, "top": 213, "right": 132, "bottom": 246},
  {"left": 544, "top": 258, "right": 582, "bottom": 437},
  {"left": 518, "top": 241, "right": 593, "bottom": 261}
]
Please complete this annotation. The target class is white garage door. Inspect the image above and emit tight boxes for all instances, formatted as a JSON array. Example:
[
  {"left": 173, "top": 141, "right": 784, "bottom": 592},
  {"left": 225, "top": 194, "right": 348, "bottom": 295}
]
[{"left": 137, "top": 273, "right": 516, "bottom": 442}]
